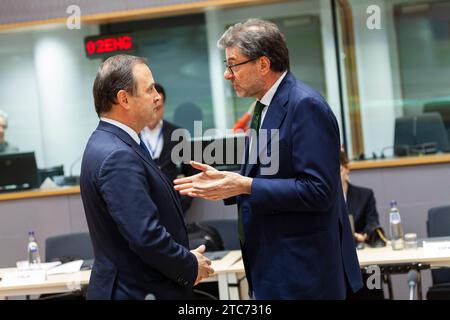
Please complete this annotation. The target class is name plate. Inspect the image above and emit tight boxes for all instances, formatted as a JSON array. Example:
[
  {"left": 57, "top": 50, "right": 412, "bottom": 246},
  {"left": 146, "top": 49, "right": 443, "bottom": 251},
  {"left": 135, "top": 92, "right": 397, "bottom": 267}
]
[{"left": 423, "top": 240, "right": 450, "bottom": 258}]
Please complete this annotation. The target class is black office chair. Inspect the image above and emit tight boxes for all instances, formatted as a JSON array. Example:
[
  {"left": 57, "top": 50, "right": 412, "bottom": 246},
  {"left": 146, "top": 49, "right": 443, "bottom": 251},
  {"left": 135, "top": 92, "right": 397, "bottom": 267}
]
[
  {"left": 201, "top": 219, "right": 239, "bottom": 250},
  {"left": 394, "top": 113, "right": 450, "bottom": 156},
  {"left": 173, "top": 102, "right": 203, "bottom": 137},
  {"left": 40, "top": 232, "right": 94, "bottom": 300},
  {"left": 426, "top": 205, "right": 450, "bottom": 300},
  {"left": 424, "top": 101, "right": 450, "bottom": 143},
  {"left": 193, "top": 219, "right": 240, "bottom": 300},
  {"left": 45, "top": 232, "right": 94, "bottom": 262}
]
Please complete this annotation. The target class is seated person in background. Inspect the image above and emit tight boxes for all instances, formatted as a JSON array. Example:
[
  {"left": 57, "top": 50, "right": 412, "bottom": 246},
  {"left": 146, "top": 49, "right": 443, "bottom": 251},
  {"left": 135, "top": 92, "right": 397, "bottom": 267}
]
[
  {"left": 341, "top": 149, "right": 385, "bottom": 300},
  {"left": 340, "top": 148, "right": 382, "bottom": 245},
  {"left": 0, "top": 110, "right": 19, "bottom": 153},
  {"left": 140, "top": 83, "right": 196, "bottom": 213}
]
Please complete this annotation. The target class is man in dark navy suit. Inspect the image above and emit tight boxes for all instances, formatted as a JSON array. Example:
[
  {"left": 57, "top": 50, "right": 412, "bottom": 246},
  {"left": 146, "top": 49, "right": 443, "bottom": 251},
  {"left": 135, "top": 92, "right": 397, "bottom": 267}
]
[
  {"left": 80, "top": 54, "right": 213, "bottom": 300},
  {"left": 174, "top": 19, "right": 362, "bottom": 299}
]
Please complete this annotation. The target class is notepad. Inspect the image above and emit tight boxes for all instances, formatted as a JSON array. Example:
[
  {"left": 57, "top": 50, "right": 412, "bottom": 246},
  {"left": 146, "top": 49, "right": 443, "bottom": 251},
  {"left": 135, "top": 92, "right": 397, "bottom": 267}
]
[
  {"left": 46, "top": 260, "right": 83, "bottom": 275},
  {"left": 16, "top": 260, "right": 62, "bottom": 271}
]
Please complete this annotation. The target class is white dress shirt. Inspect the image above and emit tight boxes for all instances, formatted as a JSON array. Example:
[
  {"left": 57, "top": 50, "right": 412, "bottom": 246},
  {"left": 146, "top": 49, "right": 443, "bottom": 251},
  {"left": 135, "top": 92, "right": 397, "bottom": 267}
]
[
  {"left": 140, "top": 120, "right": 164, "bottom": 159},
  {"left": 248, "top": 71, "right": 288, "bottom": 154},
  {"left": 258, "top": 71, "right": 287, "bottom": 130}
]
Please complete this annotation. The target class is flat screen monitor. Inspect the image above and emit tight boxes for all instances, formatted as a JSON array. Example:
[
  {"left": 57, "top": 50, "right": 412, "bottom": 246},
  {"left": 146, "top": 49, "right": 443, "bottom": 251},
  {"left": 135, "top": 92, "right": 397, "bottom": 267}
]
[
  {"left": 0, "top": 152, "right": 39, "bottom": 192},
  {"left": 189, "top": 134, "right": 246, "bottom": 171}
]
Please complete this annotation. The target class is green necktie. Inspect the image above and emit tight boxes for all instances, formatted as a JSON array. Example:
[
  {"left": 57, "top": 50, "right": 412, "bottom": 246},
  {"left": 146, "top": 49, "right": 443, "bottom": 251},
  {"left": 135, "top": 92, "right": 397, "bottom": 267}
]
[
  {"left": 242, "top": 101, "right": 266, "bottom": 174},
  {"left": 250, "top": 101, "right": 266, "bottom": 134},
  {"left": 238, "top": 101, "right": 266, "bottom": 244}
]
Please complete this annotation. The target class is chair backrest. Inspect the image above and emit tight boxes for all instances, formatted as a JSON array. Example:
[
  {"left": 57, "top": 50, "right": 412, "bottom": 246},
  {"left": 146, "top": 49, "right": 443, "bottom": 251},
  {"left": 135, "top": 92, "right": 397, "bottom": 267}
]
[
  {"left": 173, "top": 102, "right": 203, "bottom": 137},
  {"left": 424, "top": 101, "right": 450, "bottom": 142},
  {"left": 394, "top": 115, "right": 415, "bottom": 154},
  {"left": 416, "top": 113, "right": 450, "bottom": 152},
  {"left": 394, "top": 113, "right": 450, "bottom": 156},
  {"left": 200, "top": 219, "right": 240, "bottom": 250},
  {"left": 45, "top": 232, "right": 94, "bottom": 262},
  {"left": 427, "top": 206, "right": 450, "bottom": 284}
]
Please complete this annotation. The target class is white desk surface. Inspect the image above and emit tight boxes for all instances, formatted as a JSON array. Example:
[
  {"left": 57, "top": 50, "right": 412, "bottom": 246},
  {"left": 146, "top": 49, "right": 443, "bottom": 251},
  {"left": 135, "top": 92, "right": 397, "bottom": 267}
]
[
  {"left": 357, "top": 245, "right": 450, "bottom": 267},
  {"left": 209, "top": 245, "right": 450, "bottom": 275},
  {"left": 0, "top": 250, "right": 242, "bottom": 298},
  {"left": 3, "top": 245, "right": 450, "bottom": 298}
]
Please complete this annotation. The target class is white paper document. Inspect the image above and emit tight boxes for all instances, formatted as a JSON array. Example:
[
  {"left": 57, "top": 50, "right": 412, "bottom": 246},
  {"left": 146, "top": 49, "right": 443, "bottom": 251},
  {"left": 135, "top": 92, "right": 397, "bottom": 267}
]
[{"left": 46, "top": 260, "right": 83, "bottom": 275}]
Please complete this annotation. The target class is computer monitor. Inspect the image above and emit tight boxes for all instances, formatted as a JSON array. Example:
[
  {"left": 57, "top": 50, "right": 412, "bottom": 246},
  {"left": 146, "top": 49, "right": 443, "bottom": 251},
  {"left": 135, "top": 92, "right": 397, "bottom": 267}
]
[
  {"left": 189, "top": 134, "right": 246, "bottom": 171},
  {"left": 0, "top": 152, "right": 39, "bottom": 192},
  {"left": 38, "top": 165, "right": 64, "bottom": 185}
]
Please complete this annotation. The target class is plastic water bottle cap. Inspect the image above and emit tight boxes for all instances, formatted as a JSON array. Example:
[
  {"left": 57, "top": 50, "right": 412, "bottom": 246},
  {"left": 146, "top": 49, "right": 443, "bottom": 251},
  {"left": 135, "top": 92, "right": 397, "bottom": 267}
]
[{"left": 390, "top": 200, "right": 397, "bottom": 208}]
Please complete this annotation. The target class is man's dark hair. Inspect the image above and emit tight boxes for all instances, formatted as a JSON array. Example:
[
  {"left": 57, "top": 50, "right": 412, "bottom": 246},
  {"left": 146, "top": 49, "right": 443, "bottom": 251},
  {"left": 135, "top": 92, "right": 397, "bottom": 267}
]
[
  {"left": 217, "top": 18, "right": 289, "bottom": 72},
  {"left": 93, "top": 54, "right": 147, "bottom": 116},
  {"left": 154, "top": 83, "right": 166, "bottom": 103}
]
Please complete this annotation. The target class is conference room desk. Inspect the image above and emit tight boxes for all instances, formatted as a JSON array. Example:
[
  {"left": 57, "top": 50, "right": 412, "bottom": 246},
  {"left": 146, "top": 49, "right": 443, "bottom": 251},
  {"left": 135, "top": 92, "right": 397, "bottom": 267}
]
[
  {"left": 0, "top": 268, "right": 91, "bottom": 299},
  {"left": 357, "top": 245, "right": 450, "bottom": 267},
  {"left": 357, "top": 244, "right": 450, "bottom": 299},
  {"left": 0, "top": 250, "right": 243, "bottom": 300},
  {"left": 227, "top": 244, "right": 450, "bottom": 300},
  {"left": 2, "top": 244, "right": 449, "bottom": 300}
]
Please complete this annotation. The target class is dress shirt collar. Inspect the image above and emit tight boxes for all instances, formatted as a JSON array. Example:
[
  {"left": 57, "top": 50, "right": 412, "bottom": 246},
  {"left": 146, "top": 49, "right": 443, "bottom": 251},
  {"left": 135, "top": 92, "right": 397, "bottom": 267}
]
[
  {"left": 145, "top": 119, "right": 163, "bottom": 134},
  {"left": 259, "top": 71, "right": 288, "bottom": 106},
  {"left": 100, "top": 117, "right": 140, "bottom": 145}
]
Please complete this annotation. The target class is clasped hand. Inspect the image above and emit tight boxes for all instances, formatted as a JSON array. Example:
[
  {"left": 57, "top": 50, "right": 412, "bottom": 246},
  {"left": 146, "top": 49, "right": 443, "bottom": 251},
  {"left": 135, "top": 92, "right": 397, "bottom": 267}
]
[{"left": 190, "top": 244, "right": 214, "bottom": 285}]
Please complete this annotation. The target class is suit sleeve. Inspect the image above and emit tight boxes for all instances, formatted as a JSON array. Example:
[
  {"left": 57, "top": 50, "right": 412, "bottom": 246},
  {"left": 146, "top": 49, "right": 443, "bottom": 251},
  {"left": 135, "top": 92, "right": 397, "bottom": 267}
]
[
  {"left": 247, "top": 97, "right": 341, "bottom": 213},
  {"left": 362, "top": 189, "right": 381, "bottom": 235},
  {"left": 97, "top": 149, "right": 197, "bottom": 287}
]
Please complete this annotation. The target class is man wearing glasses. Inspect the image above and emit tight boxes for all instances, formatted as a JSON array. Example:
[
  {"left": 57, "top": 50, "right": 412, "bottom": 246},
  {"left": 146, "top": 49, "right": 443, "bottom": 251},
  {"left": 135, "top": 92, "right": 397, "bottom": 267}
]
[
  {"left": 0, "top": 110, "right": 19, "bottom": 154},
  {"left": 174, "top": 19, "right": 362, "bottom": 299}
]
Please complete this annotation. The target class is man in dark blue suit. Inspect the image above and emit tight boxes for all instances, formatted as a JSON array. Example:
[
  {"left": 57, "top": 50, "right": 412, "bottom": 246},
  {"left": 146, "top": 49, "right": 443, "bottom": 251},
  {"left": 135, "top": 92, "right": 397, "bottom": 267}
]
[
  {"left": 80, "top": 54, "right": 213, "bottom": 300},
  {"left": 174, "top": 19, "right": 362, "bottom": 299}
]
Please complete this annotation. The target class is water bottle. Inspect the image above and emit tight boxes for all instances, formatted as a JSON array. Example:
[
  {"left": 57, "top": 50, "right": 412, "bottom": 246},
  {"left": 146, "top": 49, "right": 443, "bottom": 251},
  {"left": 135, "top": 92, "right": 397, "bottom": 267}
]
[
  {"left": 389, "top": 201, "right": 405, "bottom": 250},
  {"left": 27, "top": 231, "right": 41, "bottom": 269}
]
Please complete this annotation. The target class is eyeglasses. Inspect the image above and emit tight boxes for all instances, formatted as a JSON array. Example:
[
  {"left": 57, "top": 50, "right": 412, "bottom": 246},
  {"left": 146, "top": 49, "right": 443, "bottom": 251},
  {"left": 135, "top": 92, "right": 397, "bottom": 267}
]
[{"left": 224, "top": 58, "right": 257, "bottom": 75}]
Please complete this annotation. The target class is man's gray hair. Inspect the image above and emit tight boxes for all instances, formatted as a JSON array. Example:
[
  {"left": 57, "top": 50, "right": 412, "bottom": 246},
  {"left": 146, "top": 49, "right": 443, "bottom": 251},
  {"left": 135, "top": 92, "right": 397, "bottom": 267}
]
[
  {"left": 0, "top": 110, "right": 8, "bottom": 126},
  {"left": 217, "top": 18, "right": 289, "bottom": 72}
]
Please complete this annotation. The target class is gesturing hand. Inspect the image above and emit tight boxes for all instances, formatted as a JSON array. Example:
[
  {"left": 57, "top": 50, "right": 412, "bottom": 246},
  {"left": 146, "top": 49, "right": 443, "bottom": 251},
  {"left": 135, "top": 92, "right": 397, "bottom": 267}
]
[{"left": 173, "top": 161, "right": 252, "bottom": 201}]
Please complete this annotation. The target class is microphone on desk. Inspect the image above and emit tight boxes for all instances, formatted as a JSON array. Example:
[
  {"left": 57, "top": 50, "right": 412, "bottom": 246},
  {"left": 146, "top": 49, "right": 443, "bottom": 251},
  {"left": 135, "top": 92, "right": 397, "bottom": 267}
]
[
  {"left": 380, "top": 146, "right": 395, "bottom": 159},
  {"left": 64, "top": 156, "right": 82, "bottom": 185},
  {"left": 407, "top": 269, "right": 419, "bottom": 300}
]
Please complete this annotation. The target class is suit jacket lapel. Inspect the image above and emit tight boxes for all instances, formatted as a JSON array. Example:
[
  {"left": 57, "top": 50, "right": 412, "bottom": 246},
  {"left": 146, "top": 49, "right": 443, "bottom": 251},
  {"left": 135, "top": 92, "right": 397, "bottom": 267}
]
[
  {"left": 244, "top": 72, "right": 293, "bottom": 177},
  {"left": 97, "top": 121, "right": 185, "bottom": 220}
]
